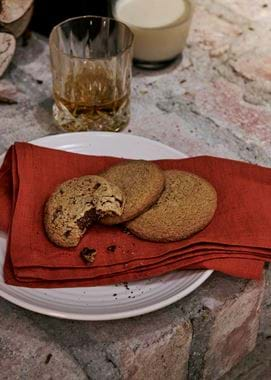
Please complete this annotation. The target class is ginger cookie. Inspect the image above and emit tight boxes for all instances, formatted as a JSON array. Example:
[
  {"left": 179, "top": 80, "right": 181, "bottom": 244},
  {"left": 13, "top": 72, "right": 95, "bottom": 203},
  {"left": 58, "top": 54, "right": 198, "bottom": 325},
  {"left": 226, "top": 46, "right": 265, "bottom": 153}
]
[
  {"left": 100, "top": 160, "right": 165, "bottom": 224},
  {"left": 44, "top": 175, "right": 124, "bottom": 247},
  {"left": 126, "top": 170, "right": 217, "bottom": 242}
]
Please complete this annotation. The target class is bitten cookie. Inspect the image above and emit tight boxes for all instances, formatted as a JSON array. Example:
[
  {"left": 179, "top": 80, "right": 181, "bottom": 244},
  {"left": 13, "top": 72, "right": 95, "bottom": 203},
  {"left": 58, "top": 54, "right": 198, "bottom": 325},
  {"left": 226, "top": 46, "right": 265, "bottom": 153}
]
[
  {"left": 44, "top": 175, "right": 124, "bottom": 247},
  {"left": 126, "top": 170, "right": 217, "bottom": 242},
  {"left": 100, "top": 160, "right": 165, "bottom": 224}
]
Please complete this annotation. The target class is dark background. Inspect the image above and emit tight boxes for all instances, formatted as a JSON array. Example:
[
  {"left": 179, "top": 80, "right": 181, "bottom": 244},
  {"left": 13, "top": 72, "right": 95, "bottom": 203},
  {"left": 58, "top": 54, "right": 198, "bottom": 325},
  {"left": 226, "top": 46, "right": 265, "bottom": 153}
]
[{"left": 31, "top": 0, "right": 109, "bottom": 36}]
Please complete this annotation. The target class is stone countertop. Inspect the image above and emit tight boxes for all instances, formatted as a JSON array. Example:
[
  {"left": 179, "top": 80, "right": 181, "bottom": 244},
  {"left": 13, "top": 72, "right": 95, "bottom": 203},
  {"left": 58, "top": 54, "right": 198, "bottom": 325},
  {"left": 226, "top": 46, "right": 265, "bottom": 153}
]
[
  {"left": 1, "top": 1, "right": 271, "bottom": 164},
  {"left": 0, "top": 1, "right": 271, "bottom": 379}
]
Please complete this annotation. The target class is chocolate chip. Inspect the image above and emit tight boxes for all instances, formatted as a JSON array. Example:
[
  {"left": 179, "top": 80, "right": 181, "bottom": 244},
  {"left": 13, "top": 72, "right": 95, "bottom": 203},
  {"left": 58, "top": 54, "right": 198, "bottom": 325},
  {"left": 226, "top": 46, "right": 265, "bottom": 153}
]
[
  {"left": 77, "top": 209, "right": 97, "bottom": 230},
  {"left": 80, "top": 247, "right": 97, "bottom": 263},
  {"left": 64, "top": 230, "right": 71, "bottom": 238},
  {"left": 93, "top": 183, "right": 101, "bottom": 190},
  {"left": 107, "top": 245, "right": 117, "bottom": 253}
]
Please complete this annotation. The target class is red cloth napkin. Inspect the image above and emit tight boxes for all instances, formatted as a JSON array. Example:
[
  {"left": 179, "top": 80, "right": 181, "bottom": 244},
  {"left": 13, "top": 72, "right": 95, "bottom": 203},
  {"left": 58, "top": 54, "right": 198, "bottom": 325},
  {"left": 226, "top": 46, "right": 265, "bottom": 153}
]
[{"left": 1, "top": 142, "right": 270, "bottom": 288}]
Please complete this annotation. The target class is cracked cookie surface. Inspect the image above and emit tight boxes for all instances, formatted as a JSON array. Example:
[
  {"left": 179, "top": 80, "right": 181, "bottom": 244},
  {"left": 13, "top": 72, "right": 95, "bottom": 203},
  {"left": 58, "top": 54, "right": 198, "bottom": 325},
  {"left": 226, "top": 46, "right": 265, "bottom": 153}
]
[
  {"left": 100, "top": 160, "right": 165, "bottom": 224},
  {"left": 126, "top": 170, "right": 217, "bottom": 242},
  {"left": 44, "top": 175, "right": 124, "bottom": 247}
]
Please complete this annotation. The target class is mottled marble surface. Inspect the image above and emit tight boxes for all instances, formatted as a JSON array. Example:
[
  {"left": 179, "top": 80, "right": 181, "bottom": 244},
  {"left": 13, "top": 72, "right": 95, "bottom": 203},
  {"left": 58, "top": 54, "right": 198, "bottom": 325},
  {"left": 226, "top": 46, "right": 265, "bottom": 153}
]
[
  {"left": 1, "top": 1, "right": 271, "bottom": 164},
  {"left": 0, "top": 0, "right": 271, "bottom": 378}
]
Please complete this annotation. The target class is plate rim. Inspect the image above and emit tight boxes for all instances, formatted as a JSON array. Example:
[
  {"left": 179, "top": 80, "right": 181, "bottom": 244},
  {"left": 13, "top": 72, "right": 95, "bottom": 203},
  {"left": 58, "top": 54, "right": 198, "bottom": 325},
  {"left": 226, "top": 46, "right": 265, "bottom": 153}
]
[
  {"left": 29, "top": 131, "right": 187, "bottom": 157},
  {"left": 0, "top": 132, "right": 213, "bottom": 320},
  {"left": 0, "top": 269, "right": 213, "bottom": 321}
]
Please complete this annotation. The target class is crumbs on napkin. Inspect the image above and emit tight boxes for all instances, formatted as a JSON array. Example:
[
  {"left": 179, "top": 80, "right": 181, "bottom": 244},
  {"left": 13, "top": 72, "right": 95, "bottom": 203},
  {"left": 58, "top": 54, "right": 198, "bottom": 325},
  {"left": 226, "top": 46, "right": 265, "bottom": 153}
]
[
  {"left": 107, "top": 245, "right": 117, "bottom": 253},
  {"left": 80, "top": 247, "right": 97, "bottom": 264}
]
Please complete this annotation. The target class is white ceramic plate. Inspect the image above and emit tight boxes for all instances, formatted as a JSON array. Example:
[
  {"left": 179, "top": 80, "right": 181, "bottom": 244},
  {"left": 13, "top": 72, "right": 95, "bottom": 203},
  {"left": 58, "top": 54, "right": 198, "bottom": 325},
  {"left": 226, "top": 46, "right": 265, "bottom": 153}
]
[{"left": 0, "top": 132, "right": 212, "bottom": 320}]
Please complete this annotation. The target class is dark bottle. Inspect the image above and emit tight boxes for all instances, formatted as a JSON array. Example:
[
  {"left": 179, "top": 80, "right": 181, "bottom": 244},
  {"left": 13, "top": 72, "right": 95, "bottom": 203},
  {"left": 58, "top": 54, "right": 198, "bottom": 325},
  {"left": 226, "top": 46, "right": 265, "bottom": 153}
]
[{"left": 31, "top": 0, "right": 109, "bottom": 36}]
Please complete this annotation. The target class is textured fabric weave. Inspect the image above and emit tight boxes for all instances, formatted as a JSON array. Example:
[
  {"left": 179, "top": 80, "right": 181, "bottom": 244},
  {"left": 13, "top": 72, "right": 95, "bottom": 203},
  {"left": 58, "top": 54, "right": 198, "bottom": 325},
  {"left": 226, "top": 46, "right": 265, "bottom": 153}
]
[{"left": 0, "top": 142, "right": 269, "bottom": 288}]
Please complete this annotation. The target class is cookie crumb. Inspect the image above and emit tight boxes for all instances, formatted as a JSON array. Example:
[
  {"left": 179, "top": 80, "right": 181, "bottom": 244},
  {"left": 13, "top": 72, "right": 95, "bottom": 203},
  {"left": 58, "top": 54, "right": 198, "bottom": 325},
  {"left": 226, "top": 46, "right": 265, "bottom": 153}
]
[
  {"left": 80, "top": 247, "right": 97, "bottom": 263},
  {"left": 107, "top": 245, "right": 117, "bottom": 253},
  {"left": 45, "top": 353, "right": 52, "bottom": 364},
  {"left": 123, "top": 282, "right": 129, "bottom": 290},
  {"left": 122, "top": 227, "right": 131, "bottom": 235}
]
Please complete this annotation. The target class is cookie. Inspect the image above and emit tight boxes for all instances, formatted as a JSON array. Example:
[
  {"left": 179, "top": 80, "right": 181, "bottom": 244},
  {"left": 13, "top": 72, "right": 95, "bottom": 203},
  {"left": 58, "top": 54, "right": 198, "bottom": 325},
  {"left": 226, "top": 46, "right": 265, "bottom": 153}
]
[
  {"left": 100, "top": 160, "right": 165, "bottom": 224},
  {"left": 44, "top": 175, "right": 124, "bottom": 247},
  {"left": 126, "top": 170, "right": 217, "bottom": 242}
]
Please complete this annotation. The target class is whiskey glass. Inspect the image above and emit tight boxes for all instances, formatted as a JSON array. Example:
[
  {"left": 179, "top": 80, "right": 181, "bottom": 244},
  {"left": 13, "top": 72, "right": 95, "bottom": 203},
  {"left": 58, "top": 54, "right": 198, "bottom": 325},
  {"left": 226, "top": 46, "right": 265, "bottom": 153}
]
[{"left": 49, "top": 16, "right": 134, "bottom": 132}]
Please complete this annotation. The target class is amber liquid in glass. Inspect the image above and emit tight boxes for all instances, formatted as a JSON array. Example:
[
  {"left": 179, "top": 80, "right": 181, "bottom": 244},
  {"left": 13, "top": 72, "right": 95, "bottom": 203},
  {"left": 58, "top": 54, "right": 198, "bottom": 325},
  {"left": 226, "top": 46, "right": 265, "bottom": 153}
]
[
  {"left": 54, "top": 92, "right": 130, "bottom": 132},
  {"left": 53, "top": 67, "right": 130, "bottom": 132}
]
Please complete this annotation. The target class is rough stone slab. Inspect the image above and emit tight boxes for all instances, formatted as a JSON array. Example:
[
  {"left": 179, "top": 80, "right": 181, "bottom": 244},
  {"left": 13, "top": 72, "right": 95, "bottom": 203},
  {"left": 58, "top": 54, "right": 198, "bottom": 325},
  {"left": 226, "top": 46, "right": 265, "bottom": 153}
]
[
  {"left": 0, "top": 1, "right": 271, "bottom": 165},
  {"left": 0, "top": 273, "right": 265, "bottom": 380},
  {"left": 112, "top": 321, "right": 192, "bottom": 380},
  {"left": 188, "top": 5, "right": 242, "bottom": 53},
  {"left": 221, "top": 269, "right": 271, "bottom": 379},
  {"left": 20, "top": 301, "right": 193, "bottom": 380},
  {"left": 187, "top": 274, "right": 265, "bottom": 380},
  {"left": 193, "top": 78, "right": 271, "bottom": 164},
  {"left": 203, "top": 276, "right": 264, "bottom": 379},
  {"left": 230, "top": 51, "right": 271, "bottom": 82},
  {"left": 0, "top": 299, "right": 88, "bottom": 380},
  {"left": 213, "top": 0, "right": 271, "bottom": 22}
]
